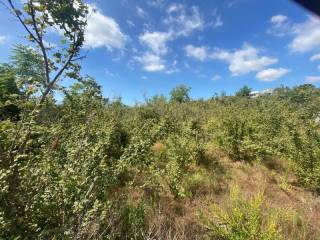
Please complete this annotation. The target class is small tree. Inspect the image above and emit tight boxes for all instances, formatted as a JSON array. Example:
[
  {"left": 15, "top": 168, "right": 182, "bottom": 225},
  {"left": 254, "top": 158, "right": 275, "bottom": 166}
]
[
  {"left": 5, "top": 0, "right": 88, "bottom": 104},
  {"left": 169, "top": 85, "right": 191, "bottom": 103},
  {"left": 2, "top": 0, "right": 89, "bottom": 156},
  {"left": 236, "top": 85, "right": 251, "bottom": 97},
  {"left": 1, "top": 1, "right": 89, "bottom": 236}
]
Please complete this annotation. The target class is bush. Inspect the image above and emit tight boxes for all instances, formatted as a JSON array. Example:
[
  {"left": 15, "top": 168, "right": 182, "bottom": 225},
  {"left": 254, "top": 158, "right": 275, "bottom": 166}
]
[{"left": 202, "top": 186, "right": 283, "bottom": 240}]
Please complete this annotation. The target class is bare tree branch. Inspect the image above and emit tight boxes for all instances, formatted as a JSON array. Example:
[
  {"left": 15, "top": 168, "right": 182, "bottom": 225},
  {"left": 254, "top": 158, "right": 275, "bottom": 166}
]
[{"left": 29, "top": 0, "right": 50, "bottom": 86}]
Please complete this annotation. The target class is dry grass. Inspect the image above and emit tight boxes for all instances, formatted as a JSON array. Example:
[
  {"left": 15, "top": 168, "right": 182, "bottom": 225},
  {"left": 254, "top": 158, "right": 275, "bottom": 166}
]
[
  {"left": 141, "top": 156, "right": 320, "bottom": 239},
  {"left": 106, "top": 149, "right": 320, "bottom": 239}
]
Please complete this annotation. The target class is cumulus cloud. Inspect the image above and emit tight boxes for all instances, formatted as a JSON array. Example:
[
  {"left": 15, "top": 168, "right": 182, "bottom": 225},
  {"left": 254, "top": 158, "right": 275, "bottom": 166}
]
[
  {"left": 305, "top": 76, "right": 320, "bottom": 83},
  {"left": 137, "top": 4, "right": 208, "bottom": 73},
  {"left": 184, "top": 45, "right": 208, "bottom": 61},
  {"left": 289, "top": 16, "right": 320, "bottom": 53},
  {"left": 139, "top": 31, "right": 171, "bottom": 55},
  {"left": 267, "top": 14, "right": 291, "bottom": 37},
  {"left": 268, "top": 15, "right": 320, "bottom": 54},
  {"left": 270, "top": 15, "right": 288, "bottom": 25},
  {"left": 256, "top": 68, "right": 290, "bottom": 82},
  {"left": 137, "top": 31, "right": 172, "bottom": 72},
  {"left": 184, "top": 44, "right": 278, "bottom": 76},
  {"left": 211, "top": 44, "right": 278, "bottom": 76},
  {"left": 135, "top": 52, "right": 166, "bottom": 72},
  {"left": 84, "top": 4, "right": 127, "bottom": 49}
]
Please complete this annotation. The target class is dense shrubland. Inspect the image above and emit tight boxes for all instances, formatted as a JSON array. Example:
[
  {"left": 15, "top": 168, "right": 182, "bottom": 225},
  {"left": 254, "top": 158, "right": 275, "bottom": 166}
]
[
  {"left": 1, "top": 0, "right": 320, "bottom": 239},
  {"left": 1, "top": 64, "right": 320, "bottom": 238}
]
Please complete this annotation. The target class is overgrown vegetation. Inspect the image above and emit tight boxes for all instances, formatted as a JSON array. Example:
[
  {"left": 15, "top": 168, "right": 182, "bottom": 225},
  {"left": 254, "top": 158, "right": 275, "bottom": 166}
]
[
  {"left": 1, "top": 0, "right": 320, "bottom": 239},
  {"left": 202, "top": 186, "right": 283, "bottom": 240}
]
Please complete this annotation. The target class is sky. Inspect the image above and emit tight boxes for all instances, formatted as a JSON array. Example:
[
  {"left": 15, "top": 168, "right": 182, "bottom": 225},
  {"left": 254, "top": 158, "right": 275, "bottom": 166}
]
[{"left": 1, "top": 0, "right": 320, "bottom": 104}]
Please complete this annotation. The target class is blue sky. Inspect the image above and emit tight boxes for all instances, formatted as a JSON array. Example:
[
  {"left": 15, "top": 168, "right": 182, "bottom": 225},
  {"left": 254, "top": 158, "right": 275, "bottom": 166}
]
[{"left": 1, "top": 0, "right": 320, "bottom": 104}]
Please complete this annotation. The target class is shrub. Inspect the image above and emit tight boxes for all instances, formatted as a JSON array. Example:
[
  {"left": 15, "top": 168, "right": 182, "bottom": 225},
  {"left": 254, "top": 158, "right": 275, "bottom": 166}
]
[{"left": 202, "top": 186, "right": 283, "bottom": 240}]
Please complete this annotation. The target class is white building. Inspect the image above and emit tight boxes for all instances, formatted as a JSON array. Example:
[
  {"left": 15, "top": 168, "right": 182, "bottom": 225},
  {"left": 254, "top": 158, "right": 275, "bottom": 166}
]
[{"left": 249, "top": 89, "right": 274, "bottom": 98}]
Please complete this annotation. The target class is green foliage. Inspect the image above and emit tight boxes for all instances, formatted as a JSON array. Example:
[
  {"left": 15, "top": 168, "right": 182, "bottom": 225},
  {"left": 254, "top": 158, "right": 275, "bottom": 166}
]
[
  {"left": 120, "top": 203, "right": 146, "bottom": 240},
  {"left": 1, "top": 68, "right": 319, "bottom": 238},
  {"left": 202, "top": 186, "right": 283, "bottom": 240},
  {"left": 286, "top": 121, "right": 320, "bottom": 192},
  {"left": 169, "top": 84, "right": 191, "bottom": 103},
  {"left": 7, "top": 0, "right": 89, "bottom": 108},
  {"left": 0, "top": 68, "right": 20, "bottom": 120},
  {"left": 11, "top": 45, "right": 45, "bottom": 93},
  {"left": 206, "top": 92, "right": 320, "bottom": 192},
  {"left": 208, "top": 99, "right": 284, "bottom": 161},
  {"left": 235, "top": 85, "right": 252, "bottom": 97},
  {"left": 1, "top": 5, "right": 320, "bottom": 236},
  {"left": 0, "top": 67, "right": 19, "bottom": 101}
]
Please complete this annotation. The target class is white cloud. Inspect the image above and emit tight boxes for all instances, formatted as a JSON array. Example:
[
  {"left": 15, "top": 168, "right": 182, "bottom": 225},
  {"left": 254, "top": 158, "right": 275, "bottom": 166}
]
[
  {"left": 0, "top": 36, "right": 7, "bottom": 44},
  {"left": 84, "top": 4, "right": 127, "bottom": 49},
  {"left": 268, "top": 15, "right": 320, "bottom": 53},
  {"left": 184, "top": 44, "right": 278, "bottom": 76},
  {"left": 184, "top": 45, "right": 208, "bottom": 61},
  {"left": 135, "top": 52, "right": 166, "bottom": 72},
  {"left": 136, "top": 7, "right": 147, "bottom": 18},
  {"left": 208, "top": 9, "right": 223, "bottom": 29},
  {"left": 139, "top": 31, "right": 171, "bottom": 55},
  {"left": 137, "top": 31, "right": 171, "bottom": 72},
  {"left": 164, "top": 5, "right": 204, "bottom": 37},
  {"left": 212, "top": 74, "right": 222, "bottom": 80},
  {"left": 310, "top": 53, "right": 320, "bottom": 61},
  {"left": 267, "top": 14, "right": 290, "bottom": 37},
  {"left": 136, "top": 4, "right": 211, "bottom": 73},
  {"left": 270, "top": 15, "right": 288, "bottom": 25},
  {"left": 211, "top": 44, "right": 278, "bottom": 76},
  {"left": 305, "top": 76, "right": 320, "bottom": 83},
  {"left": 137, "top": 4, "right": 206, "bottom": 73},
  {"left": 289, "top": 16, "right": 320, "bottom": 53},
  {"left": 256, "top": 68, "right": 290, "bottom": 82}
]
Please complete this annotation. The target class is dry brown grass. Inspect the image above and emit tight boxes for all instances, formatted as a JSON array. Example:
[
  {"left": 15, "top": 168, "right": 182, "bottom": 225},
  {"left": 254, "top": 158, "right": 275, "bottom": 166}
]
[
  {"left": 141, "top": 156, "right": 320, "bottom": 239},
  {"left": 151, "top": 142, "right": 166, "bottom": 155},
  {"left": 106, "top": 149, "right": 320, "bottom": 239}
]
